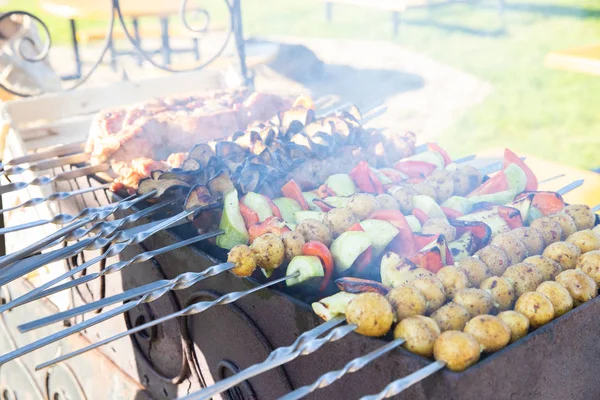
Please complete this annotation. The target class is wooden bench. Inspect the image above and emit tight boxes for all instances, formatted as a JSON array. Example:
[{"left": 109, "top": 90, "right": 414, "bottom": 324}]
[{"left": 323, "top": 0, "right": 431, "bottom": 36}]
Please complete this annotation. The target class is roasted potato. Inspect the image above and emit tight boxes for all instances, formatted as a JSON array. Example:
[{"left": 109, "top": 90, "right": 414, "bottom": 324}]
[
  {"left": 576, "top": 250, "right": 600, "bottom": 284},
  {"left": 228, "top": 245, "right": 258, "bottom": 277},
  {"left": 523, "top": 255, "right": 562, "bottom": 281},
  {"left": 453, "top": 288, "right": 494, "bottom": 317},
  {"left": 386, "top": 284, "right": 428, "bottom": 320},
  {"left": 555, "top": 269, "right": 598, "bottom": 306},
  {"left": 421, "top": 218, "right": 456, "bottom": 242},
  {"left": 347, "top": 193, "right": 382, "bottom": 221},
  {"left": 282, "top": 231, "right": 305, "bottom": 262},
  {"left": 250, "top": 233, "right": 285, "bottom": 270},
  {"left": 566, "top": 230, "right": 600, "bottom": 254},
  {"left": 437, "top": 266, "right": 471, "bottom": 299},
  {"left": 514, "top": 292, "right": 554, "bottom": 328},
  {"left": 295, "top": 219, "right": 333, "bottom": 247},
  {"left": 593, "top": 224, "right": 600, "bottom": 236},
  {"left": 411, "top": 181, "right": 437, "bottom": 199},
  {"left": 431, "top": 303, "right": 471, "bottom": 332},
  {"left": 480, "top": 276, "right": 515, "bottom": 311},
  {"left": 376, "top": 194, "right": 400, "bottom": 211},
  {"left": 529, "top": 217, "right": 563, "bottom": 247},
  {"left": 411, "top": 276, "right": 446, "bottom": 313},
  {"left": 388, "top": 185, "right": 417, "bottom": 214},
  {"left": 490, "top": 234, "right": 528, "bottom": 265},
  {"left": 542, "top": 241, "right": 581, "bottom": 270},
  {"left": 345, "top": 293, "right": 394, "bottom": 337},
  {"left": 502, "top": 263, "right": 544, "bottom": 297},
  {"left": 433, "top": 331, "right": 481, "bottom": 372},
  {"left": 536, "top": 281, "right": 573, "bottom": 317},
  {"left": 324, "top": 208, "right": 359, "bottom": 237},
  {"left": 394, "top": 317, "right": 438, "bottom": 357},
  {"left": 464, "top": 315, "right": 511, "bottom": 353},
  {"left": 426, "top": 169, "right": 455, "bottom": 203},
  {"left": 457, "top": 257, "right": 492, "bottom": 287},
  {"left": 497, "top": 311, "right": 530, "bottom": 343},
  {"left": 549, "top": 212, "right": 577, "bottom": 239},
  {"left": 414, "top": 315, "right": 442, "bottom": 336},
  {"left": 451, "top": 165, "right": 483, "bottom": 196},
  {"left": 563, "top": 204, "right": 596, "bottom": 231},
  {"left": 475, "top": 245, "right": 510, "bottom": 276},
  {"left": 510, "top": 227, "right": 544, "bottom": 256}
]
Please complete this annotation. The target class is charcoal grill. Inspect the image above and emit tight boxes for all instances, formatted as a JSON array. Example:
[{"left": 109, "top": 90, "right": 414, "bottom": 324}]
[{"left": 2, "top": 78, "right": 600, "bottom": 400}]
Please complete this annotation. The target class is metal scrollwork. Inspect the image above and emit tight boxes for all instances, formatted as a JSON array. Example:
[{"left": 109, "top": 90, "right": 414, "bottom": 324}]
[{"left": 0, "top": 0, "right": 249, "bottom": 97}]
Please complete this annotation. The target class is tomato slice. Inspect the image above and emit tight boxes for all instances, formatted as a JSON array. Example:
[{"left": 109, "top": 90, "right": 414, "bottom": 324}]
[{"left": 504, "top": 149, "right": 538, "bottom": 191}]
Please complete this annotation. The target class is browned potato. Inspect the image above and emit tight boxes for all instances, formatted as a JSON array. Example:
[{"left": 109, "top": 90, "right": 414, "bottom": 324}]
[
  {"left": 386, "top": 284, "right": 428, "bottom": 320},
  {"left": 490, "top": 234, "right": 528, "bottom": 265},
  {"left": 414, "top": 315, "right": 442, "bottom": 336},
  {"left": 431, "top": 303, "right": 471, "bottom": 332},
  {"left": 542, "top": 241, "right": 581, "bottom": 270},
  {"left": 412, "top": 181, "right": 437, "bottom": 199},
  {"left": 281, "top": 231, "right": 305, "bottom": 262},
  {"left": 228, "top": 245, "right": 257, "bottom": 277},
  {"left": 426, "top": 169, "right": 455, "bottom": 203},
  {"left": 555, "top": 269, "right": 598, "bottom": 306},
  {"left": 457, "top": 257, "right": 492, "bottom": 287},
  {"left": 451, "top": 165, "right": 483, "bottom": 196},
  {"left": 514, "top": 292, "right": 554, "bottom": 328},
  {"left": 295, "top": 219, "right": 333, "bottom": 247},
  {"left": 566, "top": 230, "right": 600, "bottom": 254},
  {"left": 376, "top": 194, "right": 400, "bottom": 211},
  {"left": 523, "top": 256, "right": 562, "bottom": 281},
  {"left": 433, "top": 331, "right": 481, "bottom": 372},
  {"left": 497, "top": 311, "right": 530, "bottom": 343},
  {"left": 453, "top": 288, "right": 494, "bottom": 317},
  {"left": 347, "top": 193, "right": 382, "bottom": 221},
  {"left": 563, "top": 204, "right": 596, "bottom": 230},
  {"left": 480, "top": 276, "right": 515, "bottom": 311},
  {"left": 593, "top": 224, "right": 600, "bottom": 236},
  {"left": 388, "top": 185, "right": 417, "bottom": 214},
  {"left": 411, "top": 276, "right": 447, "bottom": 313},
  {"left": 529, "top": 217, "right": 563, "bottom": 247},
  {"left": 394, "top": 317, "right": 438, "bottom": 357},
  {"left": 464, "top": 315, "right": 511, "bottom": 353},
  {"left": 250, "top": 233, "right": 285, "bottom": 270},
  {"left": 475, "top": 245, "right": 510, "bottom": 276},
  {"left": 536, "top": 281, "right": 573, "bottom": 317},
  {"left": 549, "top": 212, "right": 577, "bottom": 238},
  {"left": 324, "top": 208, "right": 359, "bottom": 237},
  {"left": 576, "top": 250, "right": 600, "bottom": 284},
  {"left": 436, "top": 266, "right": 471, "bottom": 298},
  {"left": 345, "top": 293, "right": 394, "bottom": 337},
  {"left": 510, "top": 227, "right": 544, "bottom": 256},
  {"left": 502, "top": 263, "right": 544, "bottom": 297},
  {"left": 422, "top": 218, "right": 456, "bottom": 242}
]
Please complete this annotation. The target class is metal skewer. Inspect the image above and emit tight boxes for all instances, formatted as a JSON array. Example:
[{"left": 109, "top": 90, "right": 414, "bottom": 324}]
[
  {"left": 360, "top": 361, "right": 446, "bottom": 400},
  {"left": 180, "top": 319, "right": 357, "bottom": 400},
  {"left": 556, "top": 179, "right": 583, "bottom": 195},
  {"left": 279, "top": 337, "right": 406, "bottom": 400},
  {"left": 539, "top": 174, "right": 565, "bottom": 184},
  {"left": 0, "top": 152, "right": 91, "bottom": 177},
  {"left": 0, "top": 164, "right": 110, "bottom": 196},
  {"left": 32, "top": 273, "right": 298, "bottom": 370},
  {"left": 0, "top": 205, "right": 201, "bottom": 313},
  {"left": 2, "top": 142, "right": 85, "bottom": 167},
  {"left": 16, "top": 230, "right": 224, "bottom": 329}
]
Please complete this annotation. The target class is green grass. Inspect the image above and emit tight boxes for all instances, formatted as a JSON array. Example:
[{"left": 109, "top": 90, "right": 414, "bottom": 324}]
[{"left": 4, "top": 0, "right": 600, "bottom": 168}]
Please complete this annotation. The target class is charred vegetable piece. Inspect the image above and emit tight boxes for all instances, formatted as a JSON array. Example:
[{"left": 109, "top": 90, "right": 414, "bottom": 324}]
[
  {"left": 207, "top": 170, "right": 235, "bottom": 198},
  {"left": 312, "top": 292, "right": 357, "bottom": 321},
  {"left": 184, "top": 185, "right": 217, "bottom": 220},
  {"left": 181, "top": 158, "right": 201, "bottom": 171},
  {"left": 345, "top": 293, "right": 394, "bottom": 337},
  {"left": 188, "top": 144, "right": 215, "bottom": 166},
  {"left": 380, "top": 253, "right": 433, "bottom": 287},
  {"left": 137, "top": 178, "right": 189, "bottom": 198},
  {"left": 448, "top": 232, "right": 477, "bottom": 262},
  {"left": 335, "top": 277, "right": 390, "bottom": 296}
]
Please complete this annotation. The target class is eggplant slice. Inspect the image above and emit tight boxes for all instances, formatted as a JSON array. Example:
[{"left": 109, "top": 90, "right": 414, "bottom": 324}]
[{"left": 138, "top": 177, "right": 190, "bottom": 199}]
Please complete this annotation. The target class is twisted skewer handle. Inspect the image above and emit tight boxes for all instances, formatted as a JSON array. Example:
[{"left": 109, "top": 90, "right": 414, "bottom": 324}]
[
  {"left": 280, "top": 337, "right": 405, "bottom": 400},
  {"left": 0, "top": 152, "right": 91, "bottom": 177}
]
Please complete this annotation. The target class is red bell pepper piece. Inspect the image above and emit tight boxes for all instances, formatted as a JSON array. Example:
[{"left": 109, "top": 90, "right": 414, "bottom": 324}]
[
  {"left": 248, "top": 217, "right": 290, "bottom": 243},
  {"left": 345, "top": 223, "right": 373, "bottom": 272},
  {"left": 515, "top": 191, "right": 565, "bottom": 216},
  {"left": 349, "top": 161, "right": 384, "bottom": 194},
  {"left": 412, "top": 208, "right": 429, "bottom": 225},
  {"left": 313, "top": 199, "right": 334, "bottom": 212},
  {"left": 367, "top": 210, "right": 415, "bottom": 256},
  {"left": 302, "top": 241, "right": 334, "bottom": 291},
  {"left": 427, "top": 143, "right": 452, "bottom": 166},
  {"left": 406, "top": 177, "right": 425, "bottom": 184},
  {"left": 467, "top": 171, "right": 509, "bottom": 197},
  {"left": 347, "top": 222, "right": 364, "bottom": 232},
  {"left": 496, "top": 206, "right": 523, "bottom": 229},
  {"left": 312, "top": 184, "right": 336, "bottom": 199},
  {"left": 394, "top": 160, "right": 437, "bottom": 179},
  {"left": 239, "top": 203, "right": 259, "bottom": 228},
  {"left": 441, "top": 206, "right": 463, "bottom": 219},
  {"left": 412, "top": 233, "right": 438, "bottom": 251},
  {"left": 409, "top": 247, "right": 445, "bottom": 273},
  {"left": 281, "top": 179, "right": 309, "bottom": 210},
  {"left": 266, "top": 198, "right": 282, "bottom": 219},
  {"left": 504, "top": 149, "right": 538, "bottom": 191},
  {"left": 449, "top": 220, "right": 492, "bottom": 248},
  {"left": 379, "top": 168, "right": 406, "bottom": 183}
]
